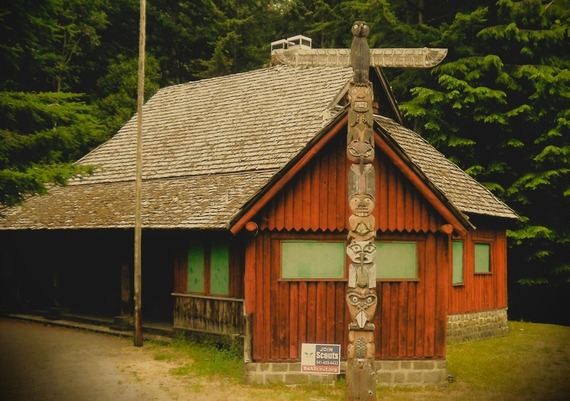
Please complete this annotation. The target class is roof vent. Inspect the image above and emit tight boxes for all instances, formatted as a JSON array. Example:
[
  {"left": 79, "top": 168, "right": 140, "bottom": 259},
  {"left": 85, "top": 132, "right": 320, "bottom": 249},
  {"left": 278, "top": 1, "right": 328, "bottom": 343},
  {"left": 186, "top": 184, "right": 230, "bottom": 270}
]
[
  {"left": 270, "top": 35, "right": 312, "bottom": 52},
  {"left": 287, "top": 35, "right": 312, "bottom": 49}
]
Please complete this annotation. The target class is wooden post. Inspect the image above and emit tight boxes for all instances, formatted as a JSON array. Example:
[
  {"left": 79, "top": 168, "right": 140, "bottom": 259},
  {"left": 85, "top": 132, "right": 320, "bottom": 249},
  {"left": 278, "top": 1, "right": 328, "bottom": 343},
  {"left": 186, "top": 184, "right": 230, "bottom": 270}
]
[
  {"left": 120, "top": 262, "right": 133, "bottom": 323},
  {"left": 133, "top": 0, "right": 146, "bottom": 347},
  {"left": 346, "top": 21, "right": 377, "bottom": 401},
  {"left": 243, "top": 313, "right": 253, "bottom": 363}
]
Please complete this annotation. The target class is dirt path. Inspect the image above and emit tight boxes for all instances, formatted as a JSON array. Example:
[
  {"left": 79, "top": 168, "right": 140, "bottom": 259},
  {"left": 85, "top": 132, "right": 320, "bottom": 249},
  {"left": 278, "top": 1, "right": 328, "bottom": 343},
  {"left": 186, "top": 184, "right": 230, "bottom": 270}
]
[
  {"left": 0, "top": 317, "right": 319, "bottom": 401},
  {"left": 0, "top": 317, "right": 187, "bottom": 400}
]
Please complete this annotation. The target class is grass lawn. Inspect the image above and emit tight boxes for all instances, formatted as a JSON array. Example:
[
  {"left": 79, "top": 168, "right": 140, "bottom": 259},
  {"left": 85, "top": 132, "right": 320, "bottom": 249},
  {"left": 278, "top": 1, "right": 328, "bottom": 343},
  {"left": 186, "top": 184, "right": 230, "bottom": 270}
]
[{"left": 152, "top": 321, "right": 570, "bottom": 401}]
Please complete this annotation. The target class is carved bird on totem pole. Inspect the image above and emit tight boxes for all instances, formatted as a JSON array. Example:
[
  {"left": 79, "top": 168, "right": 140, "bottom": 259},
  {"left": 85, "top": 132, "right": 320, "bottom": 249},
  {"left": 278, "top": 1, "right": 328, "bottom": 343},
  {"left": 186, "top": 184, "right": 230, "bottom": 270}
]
[{"left": 351, "top": 21, "right": 371, "bottom": 85}]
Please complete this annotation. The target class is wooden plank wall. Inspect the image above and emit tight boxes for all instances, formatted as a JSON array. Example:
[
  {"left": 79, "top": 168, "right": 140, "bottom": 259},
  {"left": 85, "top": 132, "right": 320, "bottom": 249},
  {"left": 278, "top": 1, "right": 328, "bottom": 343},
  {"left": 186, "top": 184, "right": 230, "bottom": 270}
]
[
  {"left": 260, "top": 134, "right": 442, "bottom": 234},
  {"left": 246, "top": 231, "right": 449, "bottom": 361},
  {"left": 377, "top": 233, "right": 448, "bottom": 359},
  {"left": 448, "top": 224, "right": 508, "bottom": 314},
  {"left": 245, "top": 132, "right": 449, "bottom": 361},
  {"left": 173, "top": 294, "right": 245, "bottom": 335}
]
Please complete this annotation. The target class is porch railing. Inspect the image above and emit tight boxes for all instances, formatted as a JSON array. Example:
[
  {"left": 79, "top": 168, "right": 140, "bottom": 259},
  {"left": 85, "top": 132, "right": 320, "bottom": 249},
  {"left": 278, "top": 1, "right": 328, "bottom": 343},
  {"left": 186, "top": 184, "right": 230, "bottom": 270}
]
[{"left": 172, "top": 293, "right": 245, "bottom": 336}]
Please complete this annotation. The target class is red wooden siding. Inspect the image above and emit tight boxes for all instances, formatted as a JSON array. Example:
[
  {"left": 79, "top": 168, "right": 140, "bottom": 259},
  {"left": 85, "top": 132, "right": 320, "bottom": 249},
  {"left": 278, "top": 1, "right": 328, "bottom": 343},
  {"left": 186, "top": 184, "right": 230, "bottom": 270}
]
[
  {"left": 245, "top": 131, "right": 451, "bottom": 362},
  {"left": 245, "top": 231, "right": 449, "bottom": 361},
  {"left": 448, "top": 224, "right": 508, "bottom": 314},
  {"left": 245, "top": 231, "right": 349, "bottom": 362},
  {"left": 376, "top": 233, "right": 448, "bottom": 359},
  {"left": 260, "top": 133, "right": 443, "bottom": 234}
]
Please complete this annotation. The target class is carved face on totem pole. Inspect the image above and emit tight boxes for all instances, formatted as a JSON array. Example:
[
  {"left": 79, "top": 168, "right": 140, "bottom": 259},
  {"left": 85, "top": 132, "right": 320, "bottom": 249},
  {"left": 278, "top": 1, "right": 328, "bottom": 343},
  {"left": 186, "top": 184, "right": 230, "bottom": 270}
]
[
  {"left": 347, "top": 241, "right": 376, "bottom": 265},
  {"left": 347, "top": 85, "right": 375, "bottom": 164},
  {"left": 347, "top": 131, "right": 375, "bottom": 164},
  {"left": 348, "top": 163, "right": 376, "bottom": 241},
  {"left": 347, "top": 241, "right": 376, "bottom": 288},
  {"left": 349, "top": 193, "right": 374, "bottom": 218},
  {"left": 349, "top": 86, "right": 373, "bottom": 126},
  {"left": 346, "top": 286, "right": 377, "bottom": 329}
]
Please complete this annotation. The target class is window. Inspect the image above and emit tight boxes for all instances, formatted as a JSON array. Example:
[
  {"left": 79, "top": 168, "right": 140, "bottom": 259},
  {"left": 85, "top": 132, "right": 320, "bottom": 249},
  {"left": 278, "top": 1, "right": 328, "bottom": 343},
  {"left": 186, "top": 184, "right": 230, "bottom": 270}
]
[
  {"left": 187, "top": 239, "right": 230, "bottom": 295},
  {"left": 376, "top": 241, "right": 417, "bottom": 280},
  {"left": 452, "top": 241, "right": 464, "bottom": 285},
  {"left": 281, "top": 241, "right": 345, "bottom": 279},
  {"left": 474, "top": 243, "right": 491, "bottom": 274},
  {"left": 187, "top": 241, "right": 206, "bottom": 293}
]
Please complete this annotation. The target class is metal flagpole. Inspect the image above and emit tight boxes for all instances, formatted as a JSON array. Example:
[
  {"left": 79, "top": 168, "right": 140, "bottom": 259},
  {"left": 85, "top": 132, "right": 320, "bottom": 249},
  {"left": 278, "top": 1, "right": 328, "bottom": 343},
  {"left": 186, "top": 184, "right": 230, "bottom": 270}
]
[{"left": 133, "top": 0, "right": 146, "bottom": 347}]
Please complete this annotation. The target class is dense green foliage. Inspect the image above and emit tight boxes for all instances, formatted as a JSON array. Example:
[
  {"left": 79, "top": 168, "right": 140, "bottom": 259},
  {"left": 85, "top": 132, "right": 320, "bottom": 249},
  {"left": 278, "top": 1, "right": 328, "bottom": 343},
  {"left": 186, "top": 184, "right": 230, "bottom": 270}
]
[
  {"left": 399, "top": 0, "right": 570, "bottom": 322},
  {"left": 0, "top": 0, "right": 568, "bottom": 322}
]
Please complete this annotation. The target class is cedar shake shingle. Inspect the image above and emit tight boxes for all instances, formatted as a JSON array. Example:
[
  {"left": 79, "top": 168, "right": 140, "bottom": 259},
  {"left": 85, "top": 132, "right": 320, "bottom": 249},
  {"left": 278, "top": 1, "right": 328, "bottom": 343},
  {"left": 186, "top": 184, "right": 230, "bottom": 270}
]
[{"left": 0, "top": 65, "right": 517, "bottom": 231}]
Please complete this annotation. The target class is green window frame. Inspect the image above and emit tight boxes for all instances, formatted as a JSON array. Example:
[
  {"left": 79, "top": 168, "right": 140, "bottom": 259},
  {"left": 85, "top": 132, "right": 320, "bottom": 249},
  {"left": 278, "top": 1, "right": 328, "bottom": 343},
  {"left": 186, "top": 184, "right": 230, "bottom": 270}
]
[
  {"left": 474, "top": 243, "right": 491, "bottom": 274},
  {"left": 281, "top": 240, "right": 345, "bottom": 280},
  {"left": 452, "top": 240, "right": 464, "bottom": 285},
  {"left": 376, "top": 241, "right": 418, "bottom": 280},
  {"left": 187, "top": 239, "right": 230, "bottom": 296}
]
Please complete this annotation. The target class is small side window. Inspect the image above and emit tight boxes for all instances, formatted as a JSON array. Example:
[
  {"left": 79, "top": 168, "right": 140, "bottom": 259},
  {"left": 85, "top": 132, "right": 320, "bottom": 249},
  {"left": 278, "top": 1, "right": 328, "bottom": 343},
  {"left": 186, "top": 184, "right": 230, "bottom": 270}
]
[
  {"left": 452, "top": 240, "right": 464, "bottom": 285},
  {"left": 474, "top": 243, "right": 491, "bottom": 274}
]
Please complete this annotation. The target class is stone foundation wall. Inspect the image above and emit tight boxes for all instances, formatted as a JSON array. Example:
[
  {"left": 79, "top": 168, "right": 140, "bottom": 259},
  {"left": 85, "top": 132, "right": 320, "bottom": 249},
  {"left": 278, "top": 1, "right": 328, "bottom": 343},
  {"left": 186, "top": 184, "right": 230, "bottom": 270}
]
[
  {"left": 447, "top": 308, "right": 508, "bottom": 341},
  {"left": 244, "top": 359, "right": 448, "bottom": 387}
]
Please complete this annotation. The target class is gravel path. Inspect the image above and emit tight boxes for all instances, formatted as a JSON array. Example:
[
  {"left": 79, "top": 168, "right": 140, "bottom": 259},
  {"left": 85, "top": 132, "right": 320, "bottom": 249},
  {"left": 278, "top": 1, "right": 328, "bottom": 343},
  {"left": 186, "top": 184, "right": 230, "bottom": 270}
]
[{"left": 0, "top": 318, "right": 179, "bottom": 401}]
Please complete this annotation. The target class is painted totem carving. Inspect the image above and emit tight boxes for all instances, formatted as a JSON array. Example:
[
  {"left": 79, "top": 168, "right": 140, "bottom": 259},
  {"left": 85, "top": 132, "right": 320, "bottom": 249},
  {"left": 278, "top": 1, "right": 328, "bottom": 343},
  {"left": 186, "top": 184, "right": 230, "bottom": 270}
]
[
  {"left": 271, "top": 23, "right": 447, "bottom": 397},
  {"left": 346, "top": 21, "right": 377, "bottom": 401}
]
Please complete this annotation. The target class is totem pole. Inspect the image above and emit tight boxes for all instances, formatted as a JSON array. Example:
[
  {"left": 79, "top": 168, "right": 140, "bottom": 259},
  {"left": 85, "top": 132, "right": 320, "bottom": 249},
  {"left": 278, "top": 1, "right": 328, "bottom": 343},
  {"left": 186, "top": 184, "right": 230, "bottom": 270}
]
[
  {"left": 345, "top": 21, "right": 377, "bottom": 401},
  {"left": 270, "top": 23, "right": 447, "bottom": 400}
]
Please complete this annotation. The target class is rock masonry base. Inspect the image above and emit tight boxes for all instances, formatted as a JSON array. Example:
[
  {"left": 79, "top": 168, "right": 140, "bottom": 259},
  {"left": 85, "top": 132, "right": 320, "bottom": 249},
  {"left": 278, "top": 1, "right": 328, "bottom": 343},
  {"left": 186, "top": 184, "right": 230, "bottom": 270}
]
[
  {"left": 447, "top": 308, "right": 508, "bottom": 341},
  {"left": 244, "top": 359, "right": 448, "bottom": 387}
]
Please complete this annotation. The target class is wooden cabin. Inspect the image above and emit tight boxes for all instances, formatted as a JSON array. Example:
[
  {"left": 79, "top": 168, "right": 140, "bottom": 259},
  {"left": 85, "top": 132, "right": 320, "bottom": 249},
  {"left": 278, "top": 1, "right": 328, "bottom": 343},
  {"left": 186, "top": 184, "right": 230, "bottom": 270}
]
[{"left": 0, "top": 60, "right": 518, "bottom": 386}]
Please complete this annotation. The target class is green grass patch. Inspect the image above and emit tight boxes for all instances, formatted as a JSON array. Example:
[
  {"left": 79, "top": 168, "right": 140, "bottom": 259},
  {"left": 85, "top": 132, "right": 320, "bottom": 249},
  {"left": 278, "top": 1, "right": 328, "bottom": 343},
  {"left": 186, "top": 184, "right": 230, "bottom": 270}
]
[
  {"left": 150, "top": 322, "right": 569, "bottom": 400},
  {"left": 445, "top": 321, "right": 570, "bottom": 401},
  {"left": 155, "top": 335, "right": 243, "bottom": 383}
]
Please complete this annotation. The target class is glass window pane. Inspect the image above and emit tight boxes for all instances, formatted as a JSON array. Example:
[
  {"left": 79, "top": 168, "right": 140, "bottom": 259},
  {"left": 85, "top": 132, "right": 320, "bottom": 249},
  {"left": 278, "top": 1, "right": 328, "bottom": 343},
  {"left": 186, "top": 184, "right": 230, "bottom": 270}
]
[
  {"left": 474, "top": 243, "right": 491, "bottom": 273},
  {"left": 187, "top": 241, "right": 205, "bottom": 292},
  {"left": 376, "top": 241, "right": 417, "bottom": 279},
  {"left": 210, "top": 239, "right": 229, "bottom": 295},
  {"left": 282, "top": 241, "right": 345, "bottom": 279},
  {"left": 452, "top": 241, "right": 464, "bottom": 284}
]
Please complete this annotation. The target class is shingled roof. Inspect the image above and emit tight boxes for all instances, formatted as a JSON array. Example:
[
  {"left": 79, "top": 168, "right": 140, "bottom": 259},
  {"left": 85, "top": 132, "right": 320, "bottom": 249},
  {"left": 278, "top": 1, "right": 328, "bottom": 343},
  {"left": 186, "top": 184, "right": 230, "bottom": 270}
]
[
  {"left": 0, "top": 65, "right": 517, "bottom": 231},
  {"left": 375, "top": 116, "right": 517, "bottom": 220}
]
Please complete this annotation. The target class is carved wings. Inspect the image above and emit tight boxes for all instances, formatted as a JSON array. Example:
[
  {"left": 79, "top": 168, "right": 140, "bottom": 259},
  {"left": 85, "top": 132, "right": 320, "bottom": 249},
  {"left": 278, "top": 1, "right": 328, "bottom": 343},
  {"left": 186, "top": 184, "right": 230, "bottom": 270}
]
[{"left": 271, "top": 47, "right": 448, "bottom": 69}]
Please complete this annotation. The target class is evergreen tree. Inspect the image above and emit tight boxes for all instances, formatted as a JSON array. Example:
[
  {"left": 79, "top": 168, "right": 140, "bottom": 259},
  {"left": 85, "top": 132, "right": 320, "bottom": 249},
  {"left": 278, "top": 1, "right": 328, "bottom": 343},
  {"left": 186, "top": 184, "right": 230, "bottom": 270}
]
[
  {"left": 0, "top": 92, "right": 106, "bottom": 207},
  {"left": 0, "top": 0, "right": 110, "bottom": 207},
  {"left": 401, "top": 0, "right": 570, "bottom": 323}
]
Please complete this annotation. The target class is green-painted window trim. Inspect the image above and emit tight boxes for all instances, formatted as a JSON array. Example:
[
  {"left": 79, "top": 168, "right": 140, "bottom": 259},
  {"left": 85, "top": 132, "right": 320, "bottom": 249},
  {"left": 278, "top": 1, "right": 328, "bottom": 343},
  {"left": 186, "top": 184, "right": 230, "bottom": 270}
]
[
  {"left": 281, "top": 240, "right": 345, "bottom": 280},
  {"left": 376, "top": 241, "right": 418, "bottom": 280},
  {"left": 452, "top": 240, "right": 464, "bottom": 285},
  {"left": 187, "top": 241, "right": 205, "bottom": 293},
  {"left": 210, "top": 239, "right": 230, "bottom": 296},
  {"left": 186, "top": 239, "right": 230, "bottom": 296},
  {"left": 474, "top": 242, "right": 491, "bottom": 274}
]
